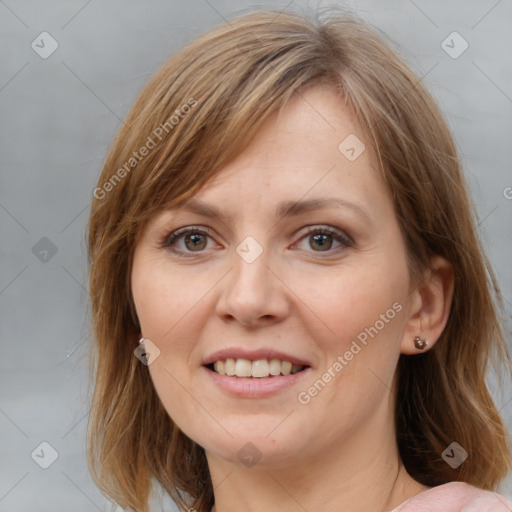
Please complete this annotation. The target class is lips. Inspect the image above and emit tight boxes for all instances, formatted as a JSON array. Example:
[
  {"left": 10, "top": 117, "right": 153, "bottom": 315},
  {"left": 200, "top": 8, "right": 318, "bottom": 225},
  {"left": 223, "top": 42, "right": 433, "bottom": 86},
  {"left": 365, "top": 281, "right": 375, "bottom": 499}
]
[{"left": 204, "top": 358, "right": 312, "bottom": 398}]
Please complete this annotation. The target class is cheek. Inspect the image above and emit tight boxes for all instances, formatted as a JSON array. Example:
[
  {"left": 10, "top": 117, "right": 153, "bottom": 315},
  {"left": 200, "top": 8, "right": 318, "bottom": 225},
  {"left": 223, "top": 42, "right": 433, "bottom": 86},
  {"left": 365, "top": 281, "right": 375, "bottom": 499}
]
[
  {"left": 293, "top": 267, "right": 406, "bottom": 430},
  {"left": 132, "top": 255, "right": 212, "bottom": 346},
  {"left": 131, "top": 256, "right": 212, "bottom": 435},
  {"left": 301, "top": 261, "right": 407, "bottom": 356}
]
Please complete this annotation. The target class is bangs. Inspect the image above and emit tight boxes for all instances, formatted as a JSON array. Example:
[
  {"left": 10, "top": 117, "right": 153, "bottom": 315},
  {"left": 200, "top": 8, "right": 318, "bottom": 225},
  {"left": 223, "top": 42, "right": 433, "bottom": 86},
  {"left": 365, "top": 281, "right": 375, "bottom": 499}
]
[{"left": 105, "top": 14, "right": 339, "bottom": 231}]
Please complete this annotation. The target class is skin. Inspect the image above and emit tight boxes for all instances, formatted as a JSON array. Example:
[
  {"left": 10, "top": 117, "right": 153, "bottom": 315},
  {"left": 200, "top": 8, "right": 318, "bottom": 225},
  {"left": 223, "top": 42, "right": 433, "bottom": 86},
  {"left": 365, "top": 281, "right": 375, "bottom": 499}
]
[{"left": 131, "top": 85, "right": 454, "bottom": 512}]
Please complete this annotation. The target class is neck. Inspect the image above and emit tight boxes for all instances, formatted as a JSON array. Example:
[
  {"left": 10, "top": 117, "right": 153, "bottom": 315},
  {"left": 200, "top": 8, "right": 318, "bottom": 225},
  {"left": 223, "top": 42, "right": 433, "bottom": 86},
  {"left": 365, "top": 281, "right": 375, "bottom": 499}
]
[{"left": 207, "top": 401, "right": 428, "bottom": 512}]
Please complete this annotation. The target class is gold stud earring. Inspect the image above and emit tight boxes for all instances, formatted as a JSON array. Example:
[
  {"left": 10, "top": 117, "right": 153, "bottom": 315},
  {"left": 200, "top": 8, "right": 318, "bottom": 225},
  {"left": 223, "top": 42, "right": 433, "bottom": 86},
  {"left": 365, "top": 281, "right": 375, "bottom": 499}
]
[{"left": 413, "top": 336, "right": 428, "bottom": 350}]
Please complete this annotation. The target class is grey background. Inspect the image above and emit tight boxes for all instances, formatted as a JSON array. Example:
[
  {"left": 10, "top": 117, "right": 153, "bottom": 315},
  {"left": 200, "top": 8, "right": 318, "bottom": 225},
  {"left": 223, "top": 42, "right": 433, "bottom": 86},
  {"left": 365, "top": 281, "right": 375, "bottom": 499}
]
[{"left": 1, "top": 0, "right": 511, "bottom": 510}]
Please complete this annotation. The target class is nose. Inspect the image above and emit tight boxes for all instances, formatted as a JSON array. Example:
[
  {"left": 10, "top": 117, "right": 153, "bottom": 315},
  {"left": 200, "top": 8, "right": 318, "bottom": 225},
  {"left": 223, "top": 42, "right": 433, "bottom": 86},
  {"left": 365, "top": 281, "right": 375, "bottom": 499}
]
[{"left": 214, "top": 242, "right": 290, "bottom": 328}]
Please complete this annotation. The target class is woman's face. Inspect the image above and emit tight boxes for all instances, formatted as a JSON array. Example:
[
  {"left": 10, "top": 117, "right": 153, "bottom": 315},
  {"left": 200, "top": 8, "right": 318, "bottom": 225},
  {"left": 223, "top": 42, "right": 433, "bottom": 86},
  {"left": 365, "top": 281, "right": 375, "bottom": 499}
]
[{"left": 131, "top": 85, "right": 417, "bottom": 469}]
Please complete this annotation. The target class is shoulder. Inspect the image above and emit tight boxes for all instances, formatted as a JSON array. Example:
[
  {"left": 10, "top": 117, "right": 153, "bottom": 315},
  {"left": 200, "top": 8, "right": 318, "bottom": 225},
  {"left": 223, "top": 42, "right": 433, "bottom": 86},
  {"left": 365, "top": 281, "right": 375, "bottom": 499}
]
[{"left": 390, "top": 482, "right": 512, "bottom": 511}]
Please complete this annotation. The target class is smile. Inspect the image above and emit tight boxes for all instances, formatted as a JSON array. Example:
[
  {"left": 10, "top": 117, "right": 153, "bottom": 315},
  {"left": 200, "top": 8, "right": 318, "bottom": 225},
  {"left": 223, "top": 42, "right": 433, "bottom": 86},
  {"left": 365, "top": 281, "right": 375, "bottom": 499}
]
[
  {"left": 209, "top": 358, "right": 306, "bottom": 378},
  {"left": 203, "top": 361, "right": 311, "bottom": 399}
]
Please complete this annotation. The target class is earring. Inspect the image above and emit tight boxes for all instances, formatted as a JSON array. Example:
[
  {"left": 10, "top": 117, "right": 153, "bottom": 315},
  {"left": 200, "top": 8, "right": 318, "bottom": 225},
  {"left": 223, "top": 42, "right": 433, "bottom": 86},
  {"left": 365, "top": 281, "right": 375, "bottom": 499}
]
[{"left": 413, "top": 336, "right": 428, "bottom": 350}]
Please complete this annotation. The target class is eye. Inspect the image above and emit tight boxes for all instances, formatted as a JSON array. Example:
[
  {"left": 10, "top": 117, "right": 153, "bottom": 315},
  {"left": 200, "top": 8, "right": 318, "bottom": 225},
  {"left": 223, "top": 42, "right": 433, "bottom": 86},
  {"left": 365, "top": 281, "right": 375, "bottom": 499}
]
[
  {"left": 162, "top": 225, "right": 352, "bottom": 257},
  {"left": 292, "top": 226, "right": 352, "bottom": 253},
  {"left": 162, "top": 226, "right": 217, "bottom": 255}
]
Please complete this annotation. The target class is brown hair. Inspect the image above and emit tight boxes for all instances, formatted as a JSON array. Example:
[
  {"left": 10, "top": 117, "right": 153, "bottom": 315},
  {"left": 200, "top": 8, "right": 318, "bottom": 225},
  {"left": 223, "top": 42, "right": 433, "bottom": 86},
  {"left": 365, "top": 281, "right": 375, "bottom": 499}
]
[{"left": 86, "top": 8, "right": 512, "bottom": 511}]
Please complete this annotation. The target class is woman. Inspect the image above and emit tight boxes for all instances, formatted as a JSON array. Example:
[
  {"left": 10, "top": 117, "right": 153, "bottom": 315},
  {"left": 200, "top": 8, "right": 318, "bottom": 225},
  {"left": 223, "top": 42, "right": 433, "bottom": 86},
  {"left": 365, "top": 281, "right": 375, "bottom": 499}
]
[{"left": 87, "top": 9, "right": 512, "bottom": 512}]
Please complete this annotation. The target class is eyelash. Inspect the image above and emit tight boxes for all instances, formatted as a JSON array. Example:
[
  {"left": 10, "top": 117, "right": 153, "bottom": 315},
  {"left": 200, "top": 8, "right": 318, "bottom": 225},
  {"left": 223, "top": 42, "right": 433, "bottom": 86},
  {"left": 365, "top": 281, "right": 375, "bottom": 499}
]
[{"left": 161, "top": 225, "right": 353, "bottom": 257}]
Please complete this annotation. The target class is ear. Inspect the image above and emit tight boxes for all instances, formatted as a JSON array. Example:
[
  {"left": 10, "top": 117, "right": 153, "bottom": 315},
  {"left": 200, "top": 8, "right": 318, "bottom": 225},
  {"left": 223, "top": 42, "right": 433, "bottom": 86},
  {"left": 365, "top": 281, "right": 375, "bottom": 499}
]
[{"left": 400, "top": 255, "right": 454, "bottom": 355}]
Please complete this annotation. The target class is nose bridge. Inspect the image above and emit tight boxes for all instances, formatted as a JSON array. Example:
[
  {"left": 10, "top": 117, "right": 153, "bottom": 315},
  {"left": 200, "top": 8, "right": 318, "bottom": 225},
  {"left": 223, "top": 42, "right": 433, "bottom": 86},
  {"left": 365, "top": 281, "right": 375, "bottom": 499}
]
[
  {"left": 230, "top": 234, "right": 272, "bottom": 302},
  {"left": 216, "top": 233, "right": 288, "bottom": 325}
]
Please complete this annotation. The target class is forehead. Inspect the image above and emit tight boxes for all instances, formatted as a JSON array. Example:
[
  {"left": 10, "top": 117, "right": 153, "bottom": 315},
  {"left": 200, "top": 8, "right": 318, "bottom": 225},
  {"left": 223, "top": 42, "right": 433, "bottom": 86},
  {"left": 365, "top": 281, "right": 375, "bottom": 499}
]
[
  {"left": 184, "top": 86, "right": 381, "bottom": 202},
  {"left": 145, "top": 86, "right": 394, "bottom": 235}
]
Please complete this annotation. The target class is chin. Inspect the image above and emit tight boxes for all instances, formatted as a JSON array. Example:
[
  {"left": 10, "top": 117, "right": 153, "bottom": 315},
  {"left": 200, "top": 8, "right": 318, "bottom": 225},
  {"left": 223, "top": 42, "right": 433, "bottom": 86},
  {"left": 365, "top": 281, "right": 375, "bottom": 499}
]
[
  {"left": 204, "top": 437, "right": 304, "bottom": 470},
  {"left": 186, "top": 416, "right": 315, "bottom": 470}
]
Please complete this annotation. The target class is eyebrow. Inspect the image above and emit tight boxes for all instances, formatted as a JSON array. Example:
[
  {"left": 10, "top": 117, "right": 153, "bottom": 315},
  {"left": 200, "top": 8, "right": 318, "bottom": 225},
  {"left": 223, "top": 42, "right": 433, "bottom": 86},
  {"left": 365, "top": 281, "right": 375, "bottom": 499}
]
[{"left": 167, "top": 197, "right": 371, "bottom": 224}]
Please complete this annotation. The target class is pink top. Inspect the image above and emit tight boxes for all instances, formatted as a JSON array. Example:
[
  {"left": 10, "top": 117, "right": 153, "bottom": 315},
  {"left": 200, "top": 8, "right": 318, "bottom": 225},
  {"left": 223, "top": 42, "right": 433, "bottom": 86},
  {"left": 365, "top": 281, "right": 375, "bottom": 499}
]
[{"left": 390, "top": 482, "right": 512, "bottom": 511}]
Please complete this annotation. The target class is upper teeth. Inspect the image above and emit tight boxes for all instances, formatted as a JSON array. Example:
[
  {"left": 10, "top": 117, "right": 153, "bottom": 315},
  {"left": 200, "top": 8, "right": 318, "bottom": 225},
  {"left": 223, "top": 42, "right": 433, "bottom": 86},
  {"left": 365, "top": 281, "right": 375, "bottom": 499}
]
[{"left": 213, "top": 358, "right": 304, "bottom": 378}]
